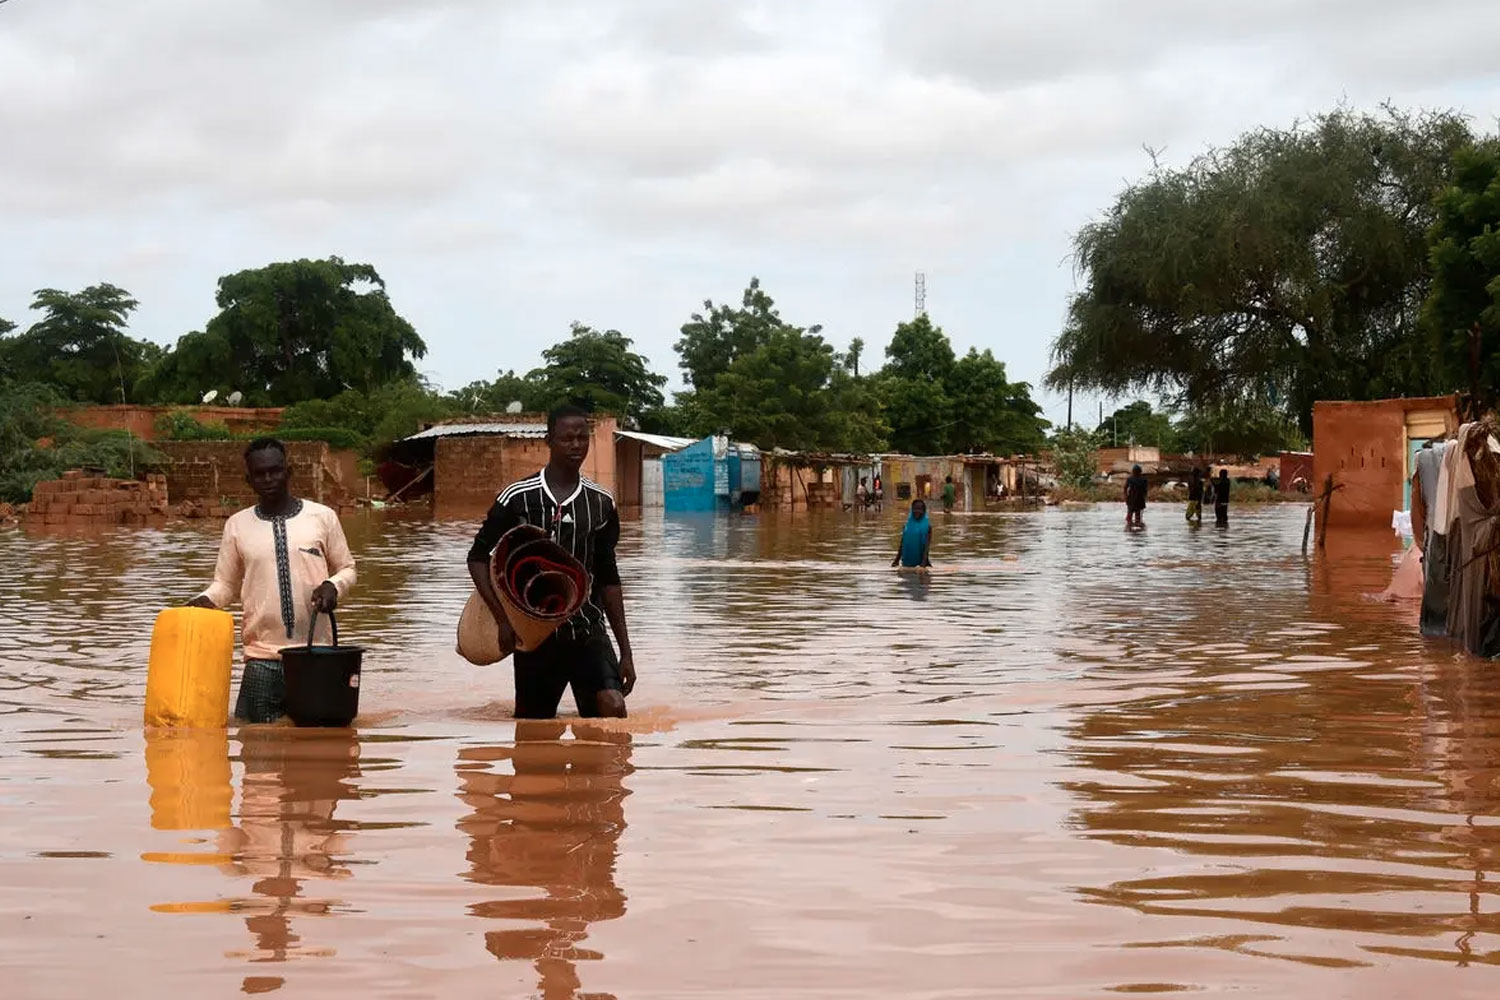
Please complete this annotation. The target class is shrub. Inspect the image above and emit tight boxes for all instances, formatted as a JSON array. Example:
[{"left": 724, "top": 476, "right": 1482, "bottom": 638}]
[{"left": 154, "top": 411, "right": 233, "bottom": 441}]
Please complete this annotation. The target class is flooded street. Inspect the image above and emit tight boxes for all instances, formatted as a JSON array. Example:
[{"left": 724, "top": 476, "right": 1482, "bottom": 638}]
[{"left": 2, "top": 505, "right": 1497, "bottom": 998}]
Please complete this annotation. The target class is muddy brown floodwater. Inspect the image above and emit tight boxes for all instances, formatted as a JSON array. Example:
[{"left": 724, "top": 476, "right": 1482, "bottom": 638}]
[{"left": 2, "top": 505, "right": 1498, "bottom": 998}]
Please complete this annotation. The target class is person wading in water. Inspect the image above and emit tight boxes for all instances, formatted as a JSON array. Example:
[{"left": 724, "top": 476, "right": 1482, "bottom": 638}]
[
  {"left": 1185, "top": 467, "right": 1205, "bottom": 525},
  {"left": 892, "top": 499, "right": 934, "bottom": 571},
  {"left": 466, "top": 405, "right": 637, "bottom": 719},
  {"left": 188, "top": 438, "right": 357, "bottom": 722},
  {"left": 1213, "top": 469, "right": 1232, "bottom": 528},
  {"left": 1124, "top": 464, "right": 1148, "bottom": 529}
]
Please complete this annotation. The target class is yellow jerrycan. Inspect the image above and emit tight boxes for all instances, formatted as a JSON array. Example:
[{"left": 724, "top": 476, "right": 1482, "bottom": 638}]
[{"left": 144, "top": 607, "right": 235, "bottom": 727}]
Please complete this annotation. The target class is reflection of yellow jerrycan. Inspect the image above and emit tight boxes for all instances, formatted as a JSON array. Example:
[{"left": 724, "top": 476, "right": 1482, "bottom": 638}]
[
  {"left": 144, "top": 607, "right": 235, "bottom": 728},
  {"left": 144, "top": 728, "right": 233, "bottom": 831}
]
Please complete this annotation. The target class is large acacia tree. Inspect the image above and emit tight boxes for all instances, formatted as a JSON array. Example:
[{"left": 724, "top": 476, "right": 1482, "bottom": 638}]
[{"left": 1047, "top": 107, "right": 1474, "bottom": 432}]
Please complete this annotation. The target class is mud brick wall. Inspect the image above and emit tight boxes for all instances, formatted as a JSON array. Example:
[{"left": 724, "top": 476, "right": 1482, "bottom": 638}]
[
  {"left": 29, "top": 472, "right": 169, "bottom": 526},
  {"left": 434, "top": 436, "right": 549, "bottom": 514},
  {"left": 432, "top": 419, "right": 619, "bottom": 517},
  {"left": 59, "top": 404, "right": 285, "bottom": 441},
  {"left": 155, "top": 441, "right": 349, "bottom": 506}
]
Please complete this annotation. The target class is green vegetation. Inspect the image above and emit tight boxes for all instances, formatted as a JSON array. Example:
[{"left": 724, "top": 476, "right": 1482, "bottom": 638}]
[
  {"left": 1048, "top": 106, "right": 1483, "bottom": 434},
  {"left": 1424, "top": 139, "right": 1500, "bottom": 411},
  {"left": 0, "top": 380, "right": 162, "bottom": 503}
]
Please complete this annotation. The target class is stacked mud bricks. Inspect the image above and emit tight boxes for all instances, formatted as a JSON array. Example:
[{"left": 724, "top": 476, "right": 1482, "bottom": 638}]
[{"left": 30, "top": 471, "right": 171, "bottom": 526}]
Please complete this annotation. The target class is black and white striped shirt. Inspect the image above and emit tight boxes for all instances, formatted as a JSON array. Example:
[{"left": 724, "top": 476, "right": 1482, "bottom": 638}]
[{"left": 466, "top": 471, "right": 622, "bottom": 642}]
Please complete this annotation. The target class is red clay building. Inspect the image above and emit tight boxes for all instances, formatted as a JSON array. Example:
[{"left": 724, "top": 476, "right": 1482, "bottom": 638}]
[{"left": 1312, "top": 395, "right": 1458, "bottom": 528}]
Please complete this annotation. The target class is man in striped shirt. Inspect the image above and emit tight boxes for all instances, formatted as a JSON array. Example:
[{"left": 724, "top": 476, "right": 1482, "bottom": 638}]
[{"left": 466, "top": 405, "right": 637, "bottom": 718}]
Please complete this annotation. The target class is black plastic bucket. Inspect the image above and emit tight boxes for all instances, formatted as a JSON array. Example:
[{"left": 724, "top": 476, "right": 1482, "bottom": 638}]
[{"left": 279, "top": 610, "right": 363, "bottom": 727}]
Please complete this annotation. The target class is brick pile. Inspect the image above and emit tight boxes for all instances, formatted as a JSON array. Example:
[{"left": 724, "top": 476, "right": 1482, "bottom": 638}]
[{"left": 29, "top": 471, "right": 172, "bottom": 526}]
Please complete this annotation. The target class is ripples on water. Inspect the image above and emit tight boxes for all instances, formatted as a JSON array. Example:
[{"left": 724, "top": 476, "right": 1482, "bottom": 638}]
[{"left": 1, "top": 505, "right": 1497, "bottom": 997}]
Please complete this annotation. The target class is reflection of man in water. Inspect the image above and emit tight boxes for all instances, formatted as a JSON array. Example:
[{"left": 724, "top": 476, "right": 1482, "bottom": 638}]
[
  {"left": 217, "top": 731, "right": 361, "bottom": 983},
  {"left": 456, "top": 721, "right": 633, "bottom": 1000}
]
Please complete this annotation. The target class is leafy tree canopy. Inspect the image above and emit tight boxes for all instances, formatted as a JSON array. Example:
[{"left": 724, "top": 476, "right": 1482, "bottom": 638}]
[
  {"left": 1047, "top": 106, "right": 1475, "bottom": 432},
  {"left": 675, "top": 277, "right": 810, "bottom": 391},
  {"left": 144, "top": 257, "right": 426, "bottom": 405},
  {"left": 1423, "top": 139, "right": 1500, "bottom": 411},
  {"left": 0, "top": 284, "right": 161, "bottom": 404},
  {"left": 529, "top": 323, "right": 667, "bottom": 424}
]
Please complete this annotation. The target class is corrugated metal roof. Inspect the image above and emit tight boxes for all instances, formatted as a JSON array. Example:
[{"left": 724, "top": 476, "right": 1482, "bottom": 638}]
[
  {"left": 402, "top": 422, "right": 548, "bottom": 442},
  {"left": 614, "top": 430, "right": 696, "bottom": 452}
]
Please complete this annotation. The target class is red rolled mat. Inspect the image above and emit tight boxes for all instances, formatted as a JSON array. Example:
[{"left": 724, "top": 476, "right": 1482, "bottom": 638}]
[{"left": 490, "top": 524, "right": 592, "bottom": 652}]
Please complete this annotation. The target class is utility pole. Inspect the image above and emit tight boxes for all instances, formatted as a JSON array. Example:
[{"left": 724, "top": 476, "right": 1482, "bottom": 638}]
[
  {"left": 1066, "top": 381, "right": 1073, "bottom": 431},
  {"left": 914, "top": 272, "right": 927, "bottom": 318}
]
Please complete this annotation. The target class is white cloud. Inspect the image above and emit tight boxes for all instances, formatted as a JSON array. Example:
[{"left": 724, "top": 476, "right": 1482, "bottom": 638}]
[{"left": 1, "top": 0, "right": 1498, "bottom": 426}]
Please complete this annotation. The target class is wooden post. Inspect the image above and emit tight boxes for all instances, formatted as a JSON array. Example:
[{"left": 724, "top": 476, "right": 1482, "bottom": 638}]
[{"left": 1317, "top": 473, "right": 1335, "bottom": 549}]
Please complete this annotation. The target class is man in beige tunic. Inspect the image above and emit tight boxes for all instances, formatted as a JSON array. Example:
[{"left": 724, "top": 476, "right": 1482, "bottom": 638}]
[{"left": 189, "top": 438, "right": 356, "bottom": 722}]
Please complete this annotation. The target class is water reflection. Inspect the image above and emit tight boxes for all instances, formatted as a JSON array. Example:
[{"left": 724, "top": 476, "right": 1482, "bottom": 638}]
[
  {"left": 144, "top": 728, "right": 362, "bottom": 993},
  {"left": 1067, "top": 636, "right": 1500, "bottom": 968},
  {"left": 456, "top": 721, "right": 633, "bottom": 999}
]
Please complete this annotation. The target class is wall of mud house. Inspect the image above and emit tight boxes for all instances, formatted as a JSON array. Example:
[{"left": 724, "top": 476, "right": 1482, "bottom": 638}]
[
  {"left": 154, "top": 441, "right": 355, "bottom": 507},
  {"left": 879, "top": 456, "right": 969, "bottom": 510},
  {"left": 432, "top": 417, "right": 619, "bottom": 516},
  {"left": 1312, "top": 396, "right": 1457, "bottom": 528},
  {"left": 760, "top": 461, "right": 841, "bottom": 509},
  {"left": 59, "top": 404, "right": 286, "bottom": 441}
]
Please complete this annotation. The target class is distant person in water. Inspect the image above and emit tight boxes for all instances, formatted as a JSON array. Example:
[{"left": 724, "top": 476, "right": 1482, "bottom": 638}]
[
  {"left": 1124, "top": 464, "right": 1148, "bottom": 528},
  {"left": 942, "top": 476, "right": 957, "bottom": 512},
  {"left": 1213, "top": 469, "right": 1231, "bottom": 527},
  {"left": 1186, "top": 467, "right": 1205, "bottom": 525},
  {"left": 892, "top": 499, "right": 933, "bottom": 571}
]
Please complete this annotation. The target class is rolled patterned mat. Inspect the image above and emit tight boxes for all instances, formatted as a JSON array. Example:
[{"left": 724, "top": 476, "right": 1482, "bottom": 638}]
[
  {"left": 455, "top": 524, "right": 591, "bottom": 664},
  {"left": 499, "top": 529, "right": 590, "bottom": 651}
]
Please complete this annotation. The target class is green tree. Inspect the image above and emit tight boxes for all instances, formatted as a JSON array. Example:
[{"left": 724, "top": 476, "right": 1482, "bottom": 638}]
[
  {"left": 824, "top": 344, "right": 891, "bottom": 453},
  {"left": 1047, "top": 106, "right": 1474, "bottom": 432},
  {"left": 1049, "top": 426, "right": 1102, "bottom": 489},
  {"left": 447, "top": 370, "right": 546, "bottom": 414},
  {"left": 0, "top": 284, "right": 160, "bottom": 403},
  {"left": 0, "top": 379, "right": 162, "bottom": 502},
  {"left": 948, "top": 348, "right": 1050, "bottom": 454},
  {"left": 280, "top": 378, "right": 454, "bottom": 456},
  {"left": 144, "top": 257, "right": 426, "bottom": 405},
  {"left": 1095, "top": 400, "right": 1179, "bottom": 451},
  {"left": 693, "top": 327, "right": 841, "bottom": 451},
  {"left": 1174, "top": 400, "right": 1307, "bottom": 456},
  {"left": 1423, "top": 139, "right": 1500, "bottom": 411},
  {"left": 529, "top": 323, "right": 667, "bottom": 424},
  {"left": 675, "top": 277, "right": 801, "bottom": 391},
  {"left": 882, "top": 314, "right": 957, "bottom": 454}
]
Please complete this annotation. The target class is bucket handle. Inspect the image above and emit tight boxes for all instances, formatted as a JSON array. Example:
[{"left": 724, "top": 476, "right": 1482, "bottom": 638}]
[{"left": 307, "top": 608, "right": 340, "bottom": 650}]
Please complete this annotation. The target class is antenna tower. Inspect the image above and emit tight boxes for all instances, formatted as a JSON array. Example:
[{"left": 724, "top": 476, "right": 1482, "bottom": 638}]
[{"left": 914, "top": 272, "right": 927, "bottom": 318}]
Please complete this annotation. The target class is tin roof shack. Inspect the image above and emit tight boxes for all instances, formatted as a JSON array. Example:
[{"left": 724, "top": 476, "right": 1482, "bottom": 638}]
[
  {"left": 1312, "top": 395, "right": 1458, "bottom": 528},
  {"left": 663, "top": 436, "right": 761, "bottom": 513},
  {"left": 392, "top": 413, "right": 618, "bottom": 517},
  {"left": 615, "top": 430, "right": 695, "bottom": 509},
  {"left": 960, "top": 454, "right": 1051, "bottom": 507}
]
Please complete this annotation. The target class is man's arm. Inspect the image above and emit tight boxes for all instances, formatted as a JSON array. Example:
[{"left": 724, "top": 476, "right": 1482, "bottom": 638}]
[
  {"left": 313, "top": 509, "right": 358, "bottom": 612},
  {"left": 467, "top": 498, "right": 521, "bottom": 645},
  {"left": 595, "top": 504, "right": 635, "bottom": 695},
  {"left": 187, "top": 519, "right": 242, "bottom": 608}
]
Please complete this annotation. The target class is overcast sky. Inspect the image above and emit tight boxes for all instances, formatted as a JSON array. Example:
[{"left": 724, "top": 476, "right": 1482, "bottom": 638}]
[{"left": 3, "top": 0, "right": 1499, "bottom": 426}]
